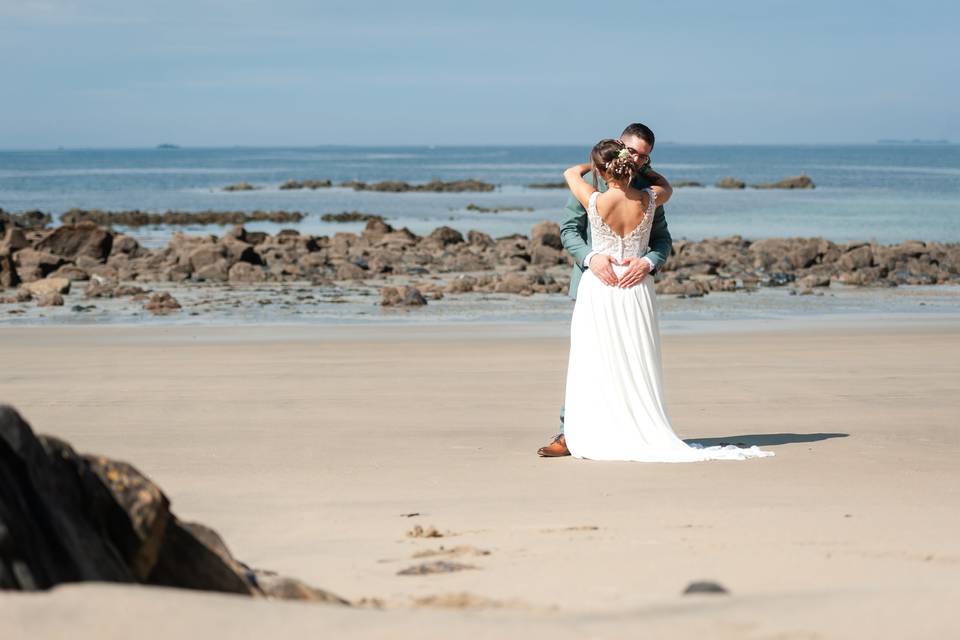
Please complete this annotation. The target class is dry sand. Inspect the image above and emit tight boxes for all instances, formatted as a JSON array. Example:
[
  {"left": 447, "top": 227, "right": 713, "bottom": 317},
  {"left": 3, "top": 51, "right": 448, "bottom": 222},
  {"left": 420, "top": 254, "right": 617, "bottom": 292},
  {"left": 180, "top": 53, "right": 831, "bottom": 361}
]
[{"left": 1, "top": 318, "right": 959, "bottom": 639}]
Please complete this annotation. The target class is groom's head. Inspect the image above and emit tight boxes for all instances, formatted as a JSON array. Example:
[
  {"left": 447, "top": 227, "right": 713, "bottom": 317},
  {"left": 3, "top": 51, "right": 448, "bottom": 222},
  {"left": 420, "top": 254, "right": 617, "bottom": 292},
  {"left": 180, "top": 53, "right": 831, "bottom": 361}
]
[{"left": 620, "top": 123, "right": 655, "bottom": 165}]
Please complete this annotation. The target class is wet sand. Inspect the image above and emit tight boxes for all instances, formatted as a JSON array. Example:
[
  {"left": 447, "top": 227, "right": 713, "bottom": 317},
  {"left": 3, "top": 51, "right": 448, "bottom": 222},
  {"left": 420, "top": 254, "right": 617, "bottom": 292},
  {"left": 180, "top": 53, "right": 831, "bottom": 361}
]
[{"left": 1, "top": 318, "right": 959, "bottom": 638}]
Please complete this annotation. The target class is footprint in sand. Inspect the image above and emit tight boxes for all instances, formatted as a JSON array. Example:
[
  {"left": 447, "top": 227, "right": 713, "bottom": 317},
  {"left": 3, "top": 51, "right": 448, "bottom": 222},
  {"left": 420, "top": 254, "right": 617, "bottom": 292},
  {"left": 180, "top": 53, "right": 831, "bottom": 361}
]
[
  {"left": 412, "top": 545, "right": 491, "bottom": 559},
  {"left": 540, "top": 525, "right": 600, "bottom": 533},
  {"left": 406, "top": 524, "right": 452, "bottom": 538},
  {"left": 397, "top": 560, "right": 477, "bottom": 576}
]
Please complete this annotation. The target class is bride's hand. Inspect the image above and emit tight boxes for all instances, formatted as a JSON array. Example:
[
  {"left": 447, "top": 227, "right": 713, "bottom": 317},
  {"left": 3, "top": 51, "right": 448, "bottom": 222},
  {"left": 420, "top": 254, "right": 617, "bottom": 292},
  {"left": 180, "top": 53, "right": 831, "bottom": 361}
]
[
  {"left": 617, "top": 257, "right": 651, "bottom": 288},
  {"left": 588, "top": 253, "right": 619, "bottom": 287}
]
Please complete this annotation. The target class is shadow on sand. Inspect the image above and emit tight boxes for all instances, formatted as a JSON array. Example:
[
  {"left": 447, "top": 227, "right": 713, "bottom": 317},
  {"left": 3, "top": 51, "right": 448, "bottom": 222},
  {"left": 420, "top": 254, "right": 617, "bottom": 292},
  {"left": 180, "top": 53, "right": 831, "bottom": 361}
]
[{"left": 684, "top": 432, "right": 849, "bottom": 447}]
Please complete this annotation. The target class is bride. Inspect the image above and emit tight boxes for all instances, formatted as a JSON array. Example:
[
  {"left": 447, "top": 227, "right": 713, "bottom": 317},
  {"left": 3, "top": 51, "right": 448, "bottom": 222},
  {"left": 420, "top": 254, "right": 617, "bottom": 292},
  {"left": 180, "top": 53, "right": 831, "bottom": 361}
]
[{"left": 562, "top": 139, "right": 774, "bottom": 462}]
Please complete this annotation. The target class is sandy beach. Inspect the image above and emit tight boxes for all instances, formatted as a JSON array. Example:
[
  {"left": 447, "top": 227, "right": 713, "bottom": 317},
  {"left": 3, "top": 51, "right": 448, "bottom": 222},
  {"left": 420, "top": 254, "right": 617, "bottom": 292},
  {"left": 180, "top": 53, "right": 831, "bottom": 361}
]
[{"left": 1, "top": 317, "right": 958, "bottom": 638}]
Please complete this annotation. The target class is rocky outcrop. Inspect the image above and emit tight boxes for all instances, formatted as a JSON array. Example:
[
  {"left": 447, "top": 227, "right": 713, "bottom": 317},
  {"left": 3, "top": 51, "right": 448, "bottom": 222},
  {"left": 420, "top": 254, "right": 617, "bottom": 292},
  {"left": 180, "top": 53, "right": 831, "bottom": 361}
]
[
  {"left": 0, "top": 405, "right": 347, "bottom": 604},
  {"left": 753, "top": 175, "right": 815, "bottom": 189},
  {"left": 279, "top": 179, "right": 332, "bottom": 190},
  {"left": 526, "top": 182, "right": 566, "bottom": 189},
  {"left": 715, "top": 177, "right": 746, "bottom": 189},
  {"left": 60, "top": 209, "right": 305, "bottom": 227},
  {"left": 1, "top": 218, "right": 957, "bottom": 306},
  {"left": 0, "top": 208, "right": 52, "bottom": 231},
  {"left": 321, "top": 212, "right": 384, "bottom": 223},
  {"left": 35, "top": 221, "right": 113, "bottom": 262},
  {"left": 380, "top": 285, "right": 428, "bottom": 307},
  {"left": 343, "top": 179, "right": 496, "bottom": 193},
  {"left": 143, "top": 292, "right": 181, "bottom": 315},
  {"left": 222, "top": 182, "right": 258, "bottom": 192}
]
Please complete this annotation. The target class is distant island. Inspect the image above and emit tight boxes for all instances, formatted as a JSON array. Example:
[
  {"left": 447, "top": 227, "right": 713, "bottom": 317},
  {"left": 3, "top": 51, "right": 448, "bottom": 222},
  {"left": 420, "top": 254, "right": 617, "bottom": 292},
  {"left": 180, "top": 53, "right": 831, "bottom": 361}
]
[
  {"left": 156, "top": 143, "right": 180, "bottom": 149},
  {"left": 877, "top": 139, "right": 950, "bottom": 145}
]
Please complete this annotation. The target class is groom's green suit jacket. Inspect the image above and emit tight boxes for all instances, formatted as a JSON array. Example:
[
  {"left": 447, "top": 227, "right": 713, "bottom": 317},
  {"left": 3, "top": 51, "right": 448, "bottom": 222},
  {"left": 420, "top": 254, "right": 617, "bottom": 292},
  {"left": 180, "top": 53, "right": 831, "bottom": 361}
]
[{"left": 559, "top": 168, "right": 673, "bottom": 299}]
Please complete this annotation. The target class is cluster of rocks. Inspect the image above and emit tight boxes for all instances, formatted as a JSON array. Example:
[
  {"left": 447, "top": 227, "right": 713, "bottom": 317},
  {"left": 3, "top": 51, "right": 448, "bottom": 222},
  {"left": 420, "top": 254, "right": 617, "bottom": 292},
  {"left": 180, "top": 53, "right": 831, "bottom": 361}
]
[
  {"left": 2, "top": 215, "right": 957, "bottom": 312},
  {"left": 280, "top": 179, "right": 333, "bottom": 190},
  {"left": 655, "top": 236, "right": 960, "bottom": 297},
  {"left": 0, "top": 405, "right": 346, "bottom": 603},
  {"left": 0, "top": 208, "right": 51, "bottom": 230},
  {"left": 343, "top": 179, "right": 496, "bottom": 193},
  {"left": 222, "top": 182, "right": 259, "bottom": 191},
  {"left": 224, "top": 179, "right": 497, "bottom": 193},
  {"left": 465, "top": 204, "right": 533, "bottom": 213},
  {"left": 60, "top": 208, "right": 306, "bottom": 227},
  {"left": 321, "top": 212, "right": 385, "bottom": 223},
  {"left": 715, "top": 175, "right": 816, "bottom": 190},
  {"left": 527, "top": 182, "right": 566, "bottom": 189}
]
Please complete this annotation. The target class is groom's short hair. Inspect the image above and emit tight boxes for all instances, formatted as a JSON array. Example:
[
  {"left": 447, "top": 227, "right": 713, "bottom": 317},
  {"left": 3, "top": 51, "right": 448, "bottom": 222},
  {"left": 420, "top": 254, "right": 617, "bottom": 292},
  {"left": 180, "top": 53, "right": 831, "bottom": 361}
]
[{"left": 621, "top": 123, "right": 655, "bottom": 149}]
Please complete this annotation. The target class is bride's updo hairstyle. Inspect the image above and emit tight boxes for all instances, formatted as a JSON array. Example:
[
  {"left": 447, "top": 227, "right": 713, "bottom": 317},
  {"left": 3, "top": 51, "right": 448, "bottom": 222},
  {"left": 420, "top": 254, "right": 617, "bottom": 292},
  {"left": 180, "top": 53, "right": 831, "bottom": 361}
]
[{"left": 590, "top": 138, "right": 641, "bottom": 187}]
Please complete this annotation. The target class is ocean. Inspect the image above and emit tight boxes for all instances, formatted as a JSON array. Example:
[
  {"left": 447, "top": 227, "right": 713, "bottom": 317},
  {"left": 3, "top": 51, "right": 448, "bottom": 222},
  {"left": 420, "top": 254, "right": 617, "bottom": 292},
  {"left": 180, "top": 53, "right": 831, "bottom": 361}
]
[{"left": 1, "top": 144, "right": 958, "bottom": 247}]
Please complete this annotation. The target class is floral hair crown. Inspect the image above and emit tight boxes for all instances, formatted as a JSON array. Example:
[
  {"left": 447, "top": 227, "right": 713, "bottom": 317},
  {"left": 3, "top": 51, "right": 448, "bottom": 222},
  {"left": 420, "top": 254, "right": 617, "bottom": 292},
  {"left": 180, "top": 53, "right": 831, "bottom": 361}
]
[{"left": 605, "top": 147, "right": 634, "bottom": 169}]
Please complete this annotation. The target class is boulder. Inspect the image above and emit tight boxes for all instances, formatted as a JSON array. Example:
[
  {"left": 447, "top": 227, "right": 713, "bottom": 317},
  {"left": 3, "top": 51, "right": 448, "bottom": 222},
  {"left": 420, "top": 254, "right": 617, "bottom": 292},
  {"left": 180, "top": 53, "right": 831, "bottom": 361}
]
[
  {"left": 753, "top": 175, "right": 815, "bottom": 189},
  {"left": 715, "top": 177, "right": 746, "bottom": 189},
  {"left": 0, "top": 405, "right": 347, "bottom": 602},
  {"left": 380, "top": 286, "right": 428, "bottom": 307},
  {"left": 837, "top": 245, "right": 873, "bottom": 271},
  {"left": 530, "top": 221, "right": 563, "bottom": 250},
  {"left": 228, "top": 262, "right": 266, "bottom": 283},
  {"left": 35, "top": 222, "right": 113, "bottom": 262},
  {"left": 13, "top": 248, "right": 64, "bottom": 282},
  {"left": 0, "top": 253, "right": 19, "bottom": 289},
  {"left": 144, "top": 292, "right": 181, "bottom": 315},
  {"left": 494, "top": 272, "right": 537, "bottom": 295},
  {"left": 335, "top": 262, "right": 367, "bottom": 281},
  {"left": 2, "top": 227, "right": 29, "bottom": 252},
  {"left": 194, "top": 261, "right": 229, "bottom": 282},
  {"left": 467, "top": 230, "right": 495, "bottom": 248},
  {"left": 426, "top": 226, "right": 465, "bottom": 247},
  {"left": 21, "top": 277, "right": 71, "bottom": 297},
  {"left": 36, "top": 292, "right": 65, "bottom": 307}
]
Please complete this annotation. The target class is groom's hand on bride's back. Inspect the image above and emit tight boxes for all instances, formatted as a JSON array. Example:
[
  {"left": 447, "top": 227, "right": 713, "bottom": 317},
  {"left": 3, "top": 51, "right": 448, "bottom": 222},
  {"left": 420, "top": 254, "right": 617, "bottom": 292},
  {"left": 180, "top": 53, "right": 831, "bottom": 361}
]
[{"left": 588, "top": 253, "right": 619, "bottom": 286}]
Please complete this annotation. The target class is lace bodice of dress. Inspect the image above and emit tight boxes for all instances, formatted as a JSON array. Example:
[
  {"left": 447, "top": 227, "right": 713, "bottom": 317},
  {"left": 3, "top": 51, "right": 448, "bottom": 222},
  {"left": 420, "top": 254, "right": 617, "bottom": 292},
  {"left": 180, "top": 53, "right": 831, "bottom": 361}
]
[{"left": 587, "top": 189, "right": 656, "bottom": 262}]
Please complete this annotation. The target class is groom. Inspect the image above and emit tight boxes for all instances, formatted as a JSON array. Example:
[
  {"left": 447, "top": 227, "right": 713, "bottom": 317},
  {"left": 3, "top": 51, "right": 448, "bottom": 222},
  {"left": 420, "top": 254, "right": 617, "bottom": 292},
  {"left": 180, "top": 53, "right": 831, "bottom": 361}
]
[{"left": 537, "top": 122, "right": 674, "bottom": 457}]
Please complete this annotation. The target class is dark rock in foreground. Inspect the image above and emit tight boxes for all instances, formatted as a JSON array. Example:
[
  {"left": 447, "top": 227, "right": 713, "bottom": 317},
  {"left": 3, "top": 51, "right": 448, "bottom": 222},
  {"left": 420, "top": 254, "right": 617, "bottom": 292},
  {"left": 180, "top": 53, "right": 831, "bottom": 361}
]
[{"left": 0, "top": 405, "right": 347, "bottom": 604}]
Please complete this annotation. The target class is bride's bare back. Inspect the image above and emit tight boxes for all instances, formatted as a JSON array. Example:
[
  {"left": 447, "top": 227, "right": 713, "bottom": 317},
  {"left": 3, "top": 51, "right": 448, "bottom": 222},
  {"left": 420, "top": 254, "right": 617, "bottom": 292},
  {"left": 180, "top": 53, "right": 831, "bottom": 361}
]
[{"left": 594, "top": 187, "right": 651, "bottom": 238}]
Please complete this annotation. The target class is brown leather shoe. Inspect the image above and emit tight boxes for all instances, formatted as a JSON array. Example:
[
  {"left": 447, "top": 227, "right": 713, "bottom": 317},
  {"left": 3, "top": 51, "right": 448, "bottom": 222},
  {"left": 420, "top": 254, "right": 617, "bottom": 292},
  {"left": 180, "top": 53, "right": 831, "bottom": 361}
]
[{"left": 538, "top": 434, "right": 570, "bottom": 457}]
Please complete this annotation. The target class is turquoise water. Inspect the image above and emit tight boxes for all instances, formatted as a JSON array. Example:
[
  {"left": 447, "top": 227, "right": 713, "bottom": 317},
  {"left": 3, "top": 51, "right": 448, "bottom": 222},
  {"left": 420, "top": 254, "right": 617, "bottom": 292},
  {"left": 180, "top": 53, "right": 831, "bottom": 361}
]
[{"left": 1, "top": 144, "right": 958, "bottom": 245}]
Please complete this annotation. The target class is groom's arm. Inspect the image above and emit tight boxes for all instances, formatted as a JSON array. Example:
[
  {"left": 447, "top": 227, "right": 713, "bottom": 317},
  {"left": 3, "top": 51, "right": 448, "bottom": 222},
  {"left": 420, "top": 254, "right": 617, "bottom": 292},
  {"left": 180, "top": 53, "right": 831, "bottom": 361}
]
[
  {"left": 643, "top": 206, "right": 672, "bottom": 273},
  {"left": 559, "top": 192, "right": 591, "bottom": 266}
]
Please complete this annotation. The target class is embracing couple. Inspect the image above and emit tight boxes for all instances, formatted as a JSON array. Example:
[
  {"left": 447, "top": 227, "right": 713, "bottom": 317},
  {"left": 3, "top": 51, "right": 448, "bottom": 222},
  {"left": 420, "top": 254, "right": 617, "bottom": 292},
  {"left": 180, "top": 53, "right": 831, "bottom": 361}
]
[{"left": 537, "top": 123, "right": 773, "bottom": 463}]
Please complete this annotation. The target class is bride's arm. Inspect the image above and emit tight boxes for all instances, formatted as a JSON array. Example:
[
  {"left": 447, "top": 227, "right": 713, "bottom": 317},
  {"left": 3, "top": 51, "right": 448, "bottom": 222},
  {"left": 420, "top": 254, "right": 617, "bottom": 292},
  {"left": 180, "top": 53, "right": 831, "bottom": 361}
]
[
  {"left": 563, "top": 162, "right": 597, "bottom": 210},
  {"left": 644, "top": 168, "right": 673, "bottom": 205}
]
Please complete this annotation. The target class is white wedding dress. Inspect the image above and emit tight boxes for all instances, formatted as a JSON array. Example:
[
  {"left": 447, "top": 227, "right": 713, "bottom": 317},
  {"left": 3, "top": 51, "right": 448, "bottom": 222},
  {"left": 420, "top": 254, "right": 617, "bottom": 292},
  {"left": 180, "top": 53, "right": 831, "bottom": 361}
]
[{"left": 564, "top": 191, "right": 774, "bottom": 462}]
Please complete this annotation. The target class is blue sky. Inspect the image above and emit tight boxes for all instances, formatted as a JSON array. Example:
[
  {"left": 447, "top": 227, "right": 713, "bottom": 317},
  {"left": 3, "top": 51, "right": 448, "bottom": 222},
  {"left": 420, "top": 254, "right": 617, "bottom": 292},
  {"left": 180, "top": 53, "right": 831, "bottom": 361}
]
[{"left": 0, "top": 0, "right": 956, "bottom": 147}]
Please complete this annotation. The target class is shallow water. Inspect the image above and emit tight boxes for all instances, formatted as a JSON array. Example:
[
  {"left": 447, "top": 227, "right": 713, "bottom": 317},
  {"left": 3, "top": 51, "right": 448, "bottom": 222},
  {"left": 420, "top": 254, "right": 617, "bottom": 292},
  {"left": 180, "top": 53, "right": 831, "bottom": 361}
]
[{"left": 2, "top": 144, "right": 958, "bottom": 245}]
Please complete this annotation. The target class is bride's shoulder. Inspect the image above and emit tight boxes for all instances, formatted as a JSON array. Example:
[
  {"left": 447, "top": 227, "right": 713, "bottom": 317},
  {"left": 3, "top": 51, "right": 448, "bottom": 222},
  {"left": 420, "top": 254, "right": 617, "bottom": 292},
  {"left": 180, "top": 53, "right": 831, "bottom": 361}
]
[{"left": 625, "top": 186, "right": 652, "bottom": 208}]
